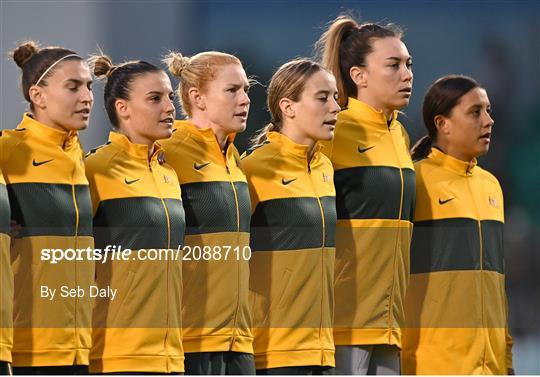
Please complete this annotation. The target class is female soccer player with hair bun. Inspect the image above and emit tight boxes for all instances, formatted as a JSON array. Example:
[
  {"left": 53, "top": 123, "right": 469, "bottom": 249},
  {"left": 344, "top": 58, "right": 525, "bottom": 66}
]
[
  {"left": 403, "top": 75, "right": 513, "bottom": 375},
  {"left": 161, "top": 51, "right": 255, "bottom": 375},
  {"left": 243, "top": 58, "right": 339, "bottom": 375},
  {"left": 316, "top": 15, "right": 415, "bottom": 374},
  {"left": 86, "top": 53, "right": 185, "bottom": 374},
  {"left": 1, "top": 40, "right": 94, "bottom": 375}
]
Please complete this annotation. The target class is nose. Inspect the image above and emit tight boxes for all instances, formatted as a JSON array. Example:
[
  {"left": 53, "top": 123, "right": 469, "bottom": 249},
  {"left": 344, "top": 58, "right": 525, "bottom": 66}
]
[
  {"left": 164, "top": 96, "right": 175, "bottom": 115},
  {"left": 403, "top": 65, "right": 413, "bottom": 82},
  {"left": 484, "top": 111, "right": 494, "bottom": 128},
  {"left": 330, "top": 96, "right": 340, "bottom": 114},
  {"left": 239, "top": 89, "right": 250, "bottom": 107},
  {"left": 81, "top": 86, "right": 93, "bottom": 105}
]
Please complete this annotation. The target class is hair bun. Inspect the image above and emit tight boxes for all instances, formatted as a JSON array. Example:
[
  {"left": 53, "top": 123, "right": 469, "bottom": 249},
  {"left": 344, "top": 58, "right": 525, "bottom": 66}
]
[
  {"left": 163, "top": 51, "right": 189, "bottom": 77},
  {"left": 88, "top": 54, "right": 116, "bottom": 79},
  {"left": 11, "top": 41, "right": 40, "bottom": 68}
]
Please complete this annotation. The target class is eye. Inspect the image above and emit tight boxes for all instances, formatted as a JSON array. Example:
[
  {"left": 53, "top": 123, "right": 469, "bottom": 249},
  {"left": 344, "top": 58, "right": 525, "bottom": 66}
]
[
  {"left": 68, "top": 86, "right": 78, "bottom": 92},
  {"left": 486, "top": 107, "right": 492, "bottom": 115},
  {"left": 389, "top": 63, "right": 399, "bottom": 69},
  {"left": 406, "top": 61, "right": 413, "bottom": 69},
  {"left": 151, "top": 95, "right": 160, "bottom": 102},
  {"left": 87, "top": 83, "right": 93, "bottom": 91},
  {"left": 227, "top": 87, "right": 236, "bottom": 93},
  {"left": 318, "top": 96, "right": 328, "bottom": 102}
]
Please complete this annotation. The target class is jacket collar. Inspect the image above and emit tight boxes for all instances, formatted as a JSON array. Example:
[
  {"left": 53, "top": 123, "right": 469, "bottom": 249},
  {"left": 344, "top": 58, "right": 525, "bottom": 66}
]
[
  {"left": 108, "top": 131, "right": 163, "bottom": 162},
  {"left": 18, "top": 113, "right": 78, "bottom": 148},
  {"left": 174, "top": 120, "right": 236, "bottom": 150},
  {"left": 267, "top": 131, "right": 323, "bottom": 162},
  {"left": 344, "top": 97, "right": 399, "bottom": 129},
  {"left": 429, "top": 147, "right": 477, "bottom": 176}
]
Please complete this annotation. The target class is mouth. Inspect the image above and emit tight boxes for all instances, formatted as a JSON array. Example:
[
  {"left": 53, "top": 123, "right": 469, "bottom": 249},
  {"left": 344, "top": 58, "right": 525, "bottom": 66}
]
[
  {"left": 479, "top": 132, "right": 491, "bottom": 142},
  {"left": 234, "top": 111, "right": 248, "bottom": 121},
  {"left": 398, "top": 87, "right": 412, "bottom": 97},
  {"left": 323, "top": 119, "right": 337, "bottom": 129},
  {"left": 159, "top": 117, "right": 174, "bottom": 127},
  {"left": 75, "top": 108, "right": 90, "bottom": 118}
]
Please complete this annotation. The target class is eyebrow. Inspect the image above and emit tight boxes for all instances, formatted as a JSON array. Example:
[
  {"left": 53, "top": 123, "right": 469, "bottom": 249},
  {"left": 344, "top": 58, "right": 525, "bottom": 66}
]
[
  {"left": 386, "top": 56, "right": 412, "bottom": 62},
  {"left": 65, "top": 78, "right": 92, "bottom": 85},
  {"left": 315, "top": 90, "right": 333, "bottom": 95}
]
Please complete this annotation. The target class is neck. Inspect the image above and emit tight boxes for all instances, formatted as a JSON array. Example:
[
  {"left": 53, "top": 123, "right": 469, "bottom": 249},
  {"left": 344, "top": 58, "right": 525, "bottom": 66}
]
[
  {"left": 434, "top": 142, "right": 475, "bottom": 163},
  {"left": 281, "top": 122, "right": 317, "bottom": 161},
  {"left": 356, "top": 94, "right": 394, "bottom": 120},
  {"left": 32, "top": 110, "right": 69, "bottom": 133},
  {"left": 190, "top": 115, "right": 230, "bottom": 150},
  {"left": 118, "top": 125, "right": 155, "bottom": 158}
]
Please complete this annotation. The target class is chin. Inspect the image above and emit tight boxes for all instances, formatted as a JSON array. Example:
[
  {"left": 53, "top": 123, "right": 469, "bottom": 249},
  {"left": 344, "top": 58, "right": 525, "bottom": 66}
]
[
  {"left": 320, "top": 131, "right": 334, "bottom": 141},
  {"left": 157, "top": 130, "right": 173, "bottom": 140}
]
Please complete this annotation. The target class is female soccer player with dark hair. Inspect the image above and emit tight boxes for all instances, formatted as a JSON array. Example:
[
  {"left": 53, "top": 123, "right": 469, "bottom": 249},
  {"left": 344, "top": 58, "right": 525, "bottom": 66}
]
[
  {"left": 0, "top": 41, "right": 94, "bottom": 375},
  {"left": 316, "top": 15, "right": 415, "bottom": 374},
  {"left": 403, "top": 75, "right": 513, "bottom": 375},
  {"left": 162, "top": 51, "right": 255, "bottom": 375},
  {"left": 243, "top": 58, "right": 339, "bottom": 375},
  {"left": 86, "top": 54, "right": 185, "bottom": 374}
]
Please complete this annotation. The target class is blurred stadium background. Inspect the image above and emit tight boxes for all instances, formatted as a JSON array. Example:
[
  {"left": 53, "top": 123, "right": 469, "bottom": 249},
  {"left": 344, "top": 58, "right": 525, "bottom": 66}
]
[{"left": 1, "top": 0, "right": 538, "bottom": 373}]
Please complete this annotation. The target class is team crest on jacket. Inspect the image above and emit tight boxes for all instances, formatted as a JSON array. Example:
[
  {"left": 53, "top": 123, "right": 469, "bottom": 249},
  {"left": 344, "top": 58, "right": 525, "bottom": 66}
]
[
  {"left": 163, "top": 175, "right": 172, "bottom": 184},
  {"left": 489, "top": 196, "right": 498, "bottom": 207},
  {"left": 322, "top": 172, "right": 330, "bottom": 183}
]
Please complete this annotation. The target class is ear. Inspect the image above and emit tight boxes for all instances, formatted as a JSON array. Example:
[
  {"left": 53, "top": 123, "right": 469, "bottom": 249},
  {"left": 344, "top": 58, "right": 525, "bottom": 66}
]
[
  {"left": 434, "top": 115, "right": 451, "bottom": 135},
  {"left": 278, "top": 97, "right": 295, "bottom": 120},
  {"left": 350, "top": 66, "right": 368, "bottom": 88},
  {"left": 115, "top": 98, "right": 130, "bottom": 122},
  {"left": 188, "top": 87, "right": 206, "bottom": 111},
  {"left": 28, "top": 85, "right": 46, "bottom": 110}
]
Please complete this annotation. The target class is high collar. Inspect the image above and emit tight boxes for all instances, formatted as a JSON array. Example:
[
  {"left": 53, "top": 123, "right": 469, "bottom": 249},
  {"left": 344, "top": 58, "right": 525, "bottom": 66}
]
[
  {"left": 175, "top": 120, "right": 236, "bottom": 148},
  {"left": 345, "top": 97, "right": 399, "bottom": 129},
  {"left": 429, "top": 147, "right": 477, "bottom": 176},
  {"left": 18, "top": 113, "right": 78, "bottom": 148},
  {"left": 108, "top": 131, "right": 163, "bottom": 161},
  {"left": 267, "top": 131, "right": 322, "bottom": 161}
]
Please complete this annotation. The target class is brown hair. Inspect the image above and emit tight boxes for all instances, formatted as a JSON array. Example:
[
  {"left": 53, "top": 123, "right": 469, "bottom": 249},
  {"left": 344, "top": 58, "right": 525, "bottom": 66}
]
[
  {"left": 10, "top": 40, "right": 82, "bottom": 108},
  {"left": 89, "top": 53, "right": 162, "bottom": 128},
  {"left": 316, "top": 15, "right": 402, "bottom": 107},
  {"left": 249, "top": 58, "right": 328, "bottom": 149},
  {"left": 164, "top": 51, "right": 242, "bottom": 117},
  {"left": 410, "top": 75, "right": 481, "bottom": 161}
]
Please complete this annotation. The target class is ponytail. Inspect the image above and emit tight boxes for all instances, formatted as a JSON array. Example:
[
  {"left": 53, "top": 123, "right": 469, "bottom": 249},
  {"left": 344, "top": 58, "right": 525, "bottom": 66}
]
[
  {"left": 249, "top": 122, "right": 282, "bottom": 150},
  {"left": 410, "top": 135, "right": 433, "bottom": 161}
]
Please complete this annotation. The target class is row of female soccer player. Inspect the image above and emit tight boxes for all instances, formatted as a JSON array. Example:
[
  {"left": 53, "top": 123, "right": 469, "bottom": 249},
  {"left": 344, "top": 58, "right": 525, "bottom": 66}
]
[{"left": 0, "top": 15, "right": 512, "bottom": 376}]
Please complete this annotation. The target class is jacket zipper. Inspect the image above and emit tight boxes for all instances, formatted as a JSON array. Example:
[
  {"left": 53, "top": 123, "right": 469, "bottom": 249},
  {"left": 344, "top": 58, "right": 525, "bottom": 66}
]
[
  {"left": 307, "top": 157, "right": 327, "bottom": 359},
  {"left": 466, "top": 173, "right": 487, "bottom": 372},
  {"left": 68, "top": 143, "right": 81, "bottom": 354},
  {"left": 386, "top": 124, "right": 405, "bottom": 342},
  {"left": 150, "top": 158, "right": 172, "bottom": 372},
  {"left": 221, "top": 145, "right": 242, "bottom": 351}
]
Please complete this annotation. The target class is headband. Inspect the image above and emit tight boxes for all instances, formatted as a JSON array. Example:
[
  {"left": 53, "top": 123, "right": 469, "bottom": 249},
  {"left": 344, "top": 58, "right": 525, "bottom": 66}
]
[{"left": 34, "top": 54, "right": 80, "bottom": 86}]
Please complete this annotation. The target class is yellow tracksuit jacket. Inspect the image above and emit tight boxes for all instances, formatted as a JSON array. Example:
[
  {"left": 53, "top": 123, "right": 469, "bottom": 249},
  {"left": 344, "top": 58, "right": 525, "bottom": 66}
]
[
  {"left": 322, "top": 98, "right": 415, "bottom": 347},
  {"left": 0, "top": 166, "right": 13, "bottom": 363},
  {"left": 402, "top": 147, "right": 513, "bottom": 374},
  {"left": 85, "top": 132, "right": 185, "bottom": 373},
  {"left": 0, "top": 113, "right": 94, "bottom": 366},
  {"left": 160, "top": 120, "right": 252, "bottom": 354},
  {"left": 242, "top": 132, "right": 336, "bottom": 370}
]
